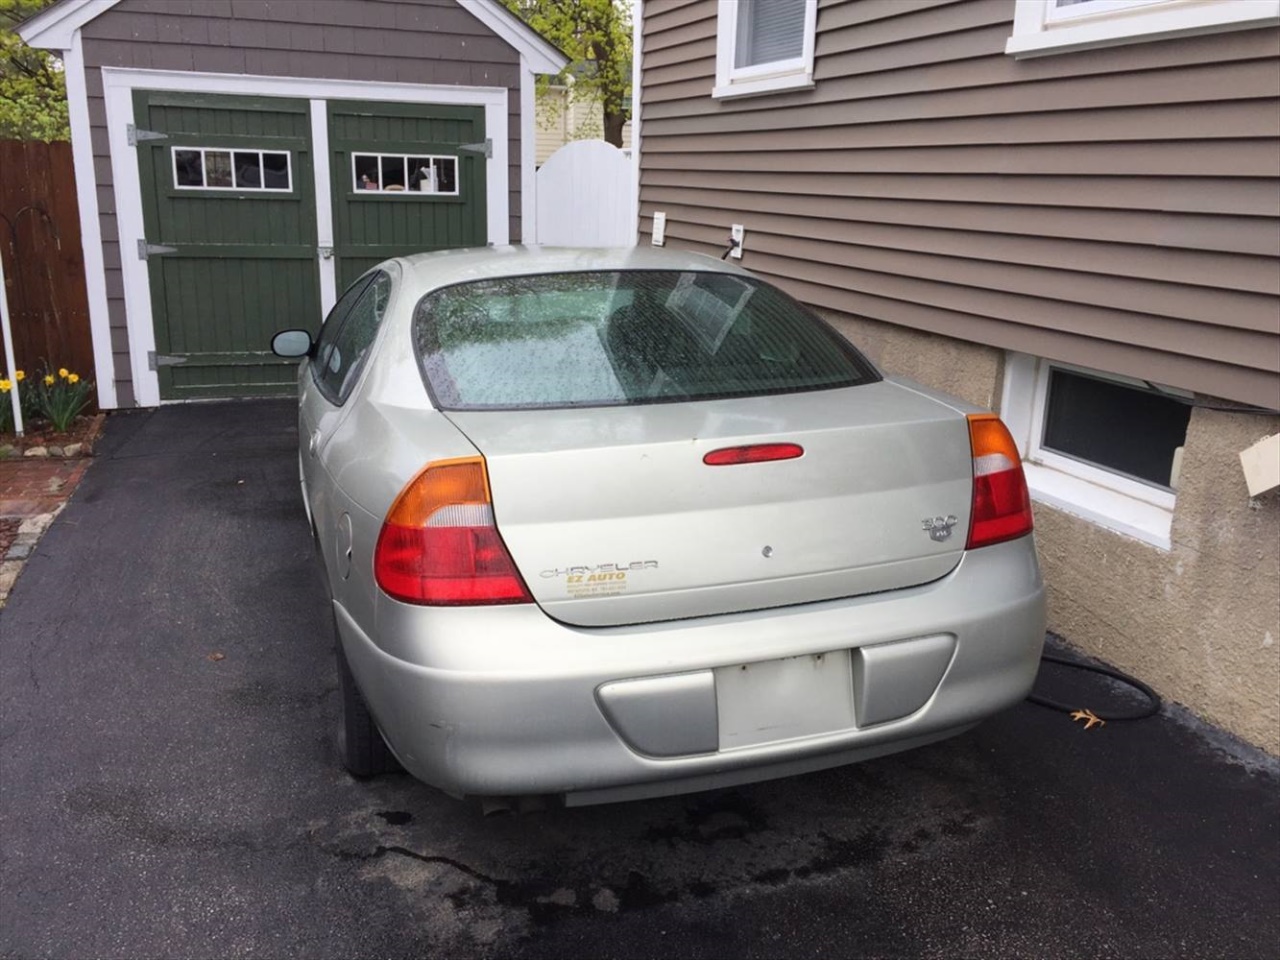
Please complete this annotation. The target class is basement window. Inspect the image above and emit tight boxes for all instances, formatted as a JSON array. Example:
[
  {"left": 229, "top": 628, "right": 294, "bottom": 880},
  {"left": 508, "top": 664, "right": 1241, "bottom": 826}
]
[
  {"left": 1006, "top": 0, "right": 1280, "bottom": 58},
  {"left": 352, "top": 153, "right": 459, "bottom": 195},
  {"left": 1001, "top": 353, "right": 1193, "bottom": 549},
  {"left": 713, "top": 0, "right": 817, "bottom": 99},
  {"left": 172, "top": 147, "right": 292, "bottom": 191}
]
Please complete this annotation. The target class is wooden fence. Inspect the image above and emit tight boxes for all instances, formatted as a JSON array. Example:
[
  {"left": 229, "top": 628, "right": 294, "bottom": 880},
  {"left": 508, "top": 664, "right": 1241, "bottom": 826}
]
[{"left": 0, "top": 140, "right": 95, "bottom": 407}]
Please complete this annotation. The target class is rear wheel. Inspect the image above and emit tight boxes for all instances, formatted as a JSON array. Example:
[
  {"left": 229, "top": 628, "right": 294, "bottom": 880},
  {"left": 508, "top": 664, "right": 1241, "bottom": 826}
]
[{"left": 336, "top": 637, "right": 400, "bottom": 778}]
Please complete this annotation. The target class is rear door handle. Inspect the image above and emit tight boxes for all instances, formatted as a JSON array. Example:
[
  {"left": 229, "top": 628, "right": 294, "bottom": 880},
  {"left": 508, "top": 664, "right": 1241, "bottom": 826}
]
[{"left": 308, "top": 430, "right": 321, "bottom": 457}]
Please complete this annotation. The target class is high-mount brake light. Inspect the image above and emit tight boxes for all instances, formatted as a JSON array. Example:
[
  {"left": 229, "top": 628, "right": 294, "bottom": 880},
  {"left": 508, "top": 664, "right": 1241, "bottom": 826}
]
[
  {"left": 966, "top": 414, "right": 1034, "bottom": 549},
  {"left": 373, "top": 456, "right": 532, "bottom": 605},
  {"left": 703, "top": 443, "right": 804, "bottom": 466}
]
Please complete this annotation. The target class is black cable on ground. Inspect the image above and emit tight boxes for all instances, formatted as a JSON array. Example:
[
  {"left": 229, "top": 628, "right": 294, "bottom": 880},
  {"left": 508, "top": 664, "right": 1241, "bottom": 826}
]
[{"left": 1027, "top": 653, "right": 1162, "bottom": 721}]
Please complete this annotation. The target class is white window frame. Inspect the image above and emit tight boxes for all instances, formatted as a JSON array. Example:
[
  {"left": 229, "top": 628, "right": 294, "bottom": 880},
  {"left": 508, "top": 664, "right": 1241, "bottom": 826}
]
[
  {"left": 350, "top": 152, "right": 461, "bottom": 196},
  {"left": 1006, "top": 0, "right": 1280, "bottom": 58},
  {"left": 1001, "top": 353, "right": 1193, "bottom": 550},
  {"left": 171, "top": 146, "right": 293, "bottom": 193},
  {"left": 713, "top": 0, "right": 818, "bottom": 100}
]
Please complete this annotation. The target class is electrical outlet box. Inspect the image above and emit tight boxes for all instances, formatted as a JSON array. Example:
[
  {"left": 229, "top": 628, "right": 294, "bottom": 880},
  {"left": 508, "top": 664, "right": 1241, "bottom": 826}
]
[
  {"left": 729, "top": 223, "right": 745, "bottom": 259},
  {"left": 651, "top": 212, "right": 666, "bottom": 246}
]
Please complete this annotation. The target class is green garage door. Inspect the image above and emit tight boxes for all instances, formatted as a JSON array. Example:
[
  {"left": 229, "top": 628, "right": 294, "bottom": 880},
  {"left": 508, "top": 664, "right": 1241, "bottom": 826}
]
[
  {"left": 328, "top": 101, "right": 488, "bottom": 288},
  {"left": 134, "top": 91, "right": 320, "bottom": 399}
]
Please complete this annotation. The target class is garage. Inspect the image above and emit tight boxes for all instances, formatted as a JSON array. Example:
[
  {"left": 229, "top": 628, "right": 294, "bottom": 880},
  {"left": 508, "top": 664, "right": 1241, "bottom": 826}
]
[{"left": 18, "top": 0, "right": 566, "bottom": 407}]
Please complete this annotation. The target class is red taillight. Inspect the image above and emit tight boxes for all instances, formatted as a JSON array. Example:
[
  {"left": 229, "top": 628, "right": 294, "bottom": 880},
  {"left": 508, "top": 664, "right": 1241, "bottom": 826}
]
[
  {"left": 703, "top": 443, "right": 804, "bottom": 466},
  {"left": 374, "top": 456, "right": 532, "bottom": 606},
  {"left": 966, "top": 414, "right": 1034, "bottom": 549}
]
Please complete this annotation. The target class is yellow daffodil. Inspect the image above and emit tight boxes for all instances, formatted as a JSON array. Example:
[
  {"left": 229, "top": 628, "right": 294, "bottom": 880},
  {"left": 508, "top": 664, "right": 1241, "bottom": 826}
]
[
  {"left": 0, "top": 379, "right": 10, "bottom": 392},
  {"left": 43, "top": 374, "right": 55, "bottom": 386},
  {"left": 58, "top": 367, "right": 69, "bottom": 379},
  {"left": 68, "top": 373, "right": 81, "bottom": 384},
  {"left": 14, "top": 370, "right": 24, "bottom": 381}
]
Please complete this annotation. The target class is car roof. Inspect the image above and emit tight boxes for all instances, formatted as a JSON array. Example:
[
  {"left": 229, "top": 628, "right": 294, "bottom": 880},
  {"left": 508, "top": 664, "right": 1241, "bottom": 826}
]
[{"left": 392, "top": 244, "right": 752, "bottom": 294}]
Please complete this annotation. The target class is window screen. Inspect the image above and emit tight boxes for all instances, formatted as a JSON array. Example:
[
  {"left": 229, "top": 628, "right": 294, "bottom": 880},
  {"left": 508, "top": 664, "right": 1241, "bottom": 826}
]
[
  {"left": 412, "top": 270, "right": 878, "bottom": 410},
  {"left": 1041, "top": 368, "right": 1191, "bottom": 489},
  {"left": 735, "top": 0, "right": 807, "bottom": 67}
]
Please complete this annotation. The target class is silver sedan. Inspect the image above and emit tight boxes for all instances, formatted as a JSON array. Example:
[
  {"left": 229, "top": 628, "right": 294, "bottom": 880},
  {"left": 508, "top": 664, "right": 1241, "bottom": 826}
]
[{"left": 272, "top": 246, "right": 1045, "bottom": 807}]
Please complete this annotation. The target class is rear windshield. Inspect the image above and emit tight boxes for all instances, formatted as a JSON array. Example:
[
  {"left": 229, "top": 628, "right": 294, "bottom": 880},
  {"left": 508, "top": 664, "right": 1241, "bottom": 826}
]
[{"left": 412, "top": 270, "right": 879, "bottom": 410}]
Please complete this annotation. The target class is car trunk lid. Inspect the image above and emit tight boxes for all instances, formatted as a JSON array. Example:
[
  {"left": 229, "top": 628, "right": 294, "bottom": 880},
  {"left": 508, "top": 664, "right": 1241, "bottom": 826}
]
[{"left": 444, "top": 380, "right": 973, "bottom": 627}]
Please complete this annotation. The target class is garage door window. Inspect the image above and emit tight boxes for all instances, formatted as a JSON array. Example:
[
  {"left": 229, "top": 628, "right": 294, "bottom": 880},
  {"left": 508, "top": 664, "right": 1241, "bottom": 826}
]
[
  {"left": 352, "top": 153, "right": 459, "bottom": 195},
  {"left": 172, "top": 147, "right": 292, "bottom": 191}
]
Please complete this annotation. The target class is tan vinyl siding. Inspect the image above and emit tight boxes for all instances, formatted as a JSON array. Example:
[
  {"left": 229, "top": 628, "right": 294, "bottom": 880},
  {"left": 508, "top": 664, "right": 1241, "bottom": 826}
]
[
  {"left": 79, "top": 0, "right": 523, "bottom": 405},
  {"left": 638, "top": 0, "right": 1280, "bottom": 408}
]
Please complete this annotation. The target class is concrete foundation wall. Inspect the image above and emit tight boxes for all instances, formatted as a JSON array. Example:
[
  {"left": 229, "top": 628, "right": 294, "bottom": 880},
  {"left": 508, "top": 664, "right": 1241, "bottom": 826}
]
[{"left": 823, "top": 311, "right": 1280, "bottom": 754}]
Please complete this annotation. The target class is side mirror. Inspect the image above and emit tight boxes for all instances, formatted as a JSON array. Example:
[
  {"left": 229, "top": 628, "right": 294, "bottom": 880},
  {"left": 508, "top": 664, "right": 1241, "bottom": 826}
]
[{"left": 271, "top": 329, "right": 314, "bottom": 359}]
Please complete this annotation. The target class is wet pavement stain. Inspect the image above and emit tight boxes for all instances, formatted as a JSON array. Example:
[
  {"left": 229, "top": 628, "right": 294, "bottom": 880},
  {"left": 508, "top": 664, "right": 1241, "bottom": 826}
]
[{"left": 377, "top": 810, "right": 415, "bottom": 826}]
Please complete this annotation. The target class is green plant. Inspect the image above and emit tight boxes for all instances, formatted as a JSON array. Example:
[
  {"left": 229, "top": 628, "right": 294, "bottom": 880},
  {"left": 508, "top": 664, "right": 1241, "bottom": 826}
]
[
  {"left": 34, "top": 366, "right": 92, "bottom": 432},
  {"left": 0, "top": 377, "right": 13, "bottom": 434}
]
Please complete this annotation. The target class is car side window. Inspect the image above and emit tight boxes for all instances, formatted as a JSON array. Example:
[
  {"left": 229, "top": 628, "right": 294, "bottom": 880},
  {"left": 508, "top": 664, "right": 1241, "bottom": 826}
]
[
  {"left": 314, "top": 271, "right": 393, "bottom": 405},
  {"left": 313, "top": 275, "right": 372, "bottom": 394}
]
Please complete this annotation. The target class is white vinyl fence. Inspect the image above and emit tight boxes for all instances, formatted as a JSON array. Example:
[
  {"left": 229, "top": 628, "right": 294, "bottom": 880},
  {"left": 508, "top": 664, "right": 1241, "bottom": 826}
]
[{"left": 534, "top": 140, "right": 633, "bottom": 247}]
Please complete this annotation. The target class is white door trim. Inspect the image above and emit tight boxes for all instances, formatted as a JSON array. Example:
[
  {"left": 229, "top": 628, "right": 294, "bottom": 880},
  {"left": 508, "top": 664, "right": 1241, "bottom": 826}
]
[
  {"left": 309, "top": 99, "right": 337, "bottom": 316},
  {"left": 101, "top": 66, "right": 510, "bottom": 406}
]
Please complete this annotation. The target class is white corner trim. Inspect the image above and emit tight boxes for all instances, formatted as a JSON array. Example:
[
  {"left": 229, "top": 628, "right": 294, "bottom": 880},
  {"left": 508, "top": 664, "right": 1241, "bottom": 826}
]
[
  {"left": 17, "top": 0, "right": 120, "bottom": 50},
  {"left": 519, "top": 56, "right": 536, "bottom": 244},
  {"left": 713, "top": 0, "right": 817, "bottom": 100},
  {"left": 1006, "top": 0, "right": 1280, "bottom": 58},
  {"left": 101, "top": 68, "right": 513, "bottom": 407},
  {"left": 459, "top": 0, "right": 569, "bottom": 75},
  {"left": 63, "top": 32, "right": 118, "bottom": 410},
  {"left": 631, "top": 0, "right": 643, "bottom": 246}
]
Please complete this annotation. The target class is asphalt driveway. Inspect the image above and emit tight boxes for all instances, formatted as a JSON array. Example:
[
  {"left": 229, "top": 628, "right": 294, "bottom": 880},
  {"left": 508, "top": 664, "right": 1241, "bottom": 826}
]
[{"left": 1, "top": 401, "right": 1277, "bottom": 959}]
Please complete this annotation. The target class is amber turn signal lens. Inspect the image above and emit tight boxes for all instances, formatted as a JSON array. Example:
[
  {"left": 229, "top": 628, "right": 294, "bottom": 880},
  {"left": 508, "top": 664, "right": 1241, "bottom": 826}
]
[
  {"left": 374, "top": 456, "right": 532, "bottom": 606},
  {"left": 965, "top": 414, "right": 1033, "bottom": 549}
]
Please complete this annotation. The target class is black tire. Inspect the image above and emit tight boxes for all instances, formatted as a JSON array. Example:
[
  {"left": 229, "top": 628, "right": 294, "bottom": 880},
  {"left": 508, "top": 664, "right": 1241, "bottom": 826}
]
[{"left": 336, "top": 638, "right": 401, "bottom": 778}]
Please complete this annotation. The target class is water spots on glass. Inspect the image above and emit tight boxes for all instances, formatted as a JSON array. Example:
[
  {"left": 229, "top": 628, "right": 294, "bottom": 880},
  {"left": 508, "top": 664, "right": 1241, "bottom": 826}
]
[{"left": 411, "top": 271, "right": 876, "bottom": 410}]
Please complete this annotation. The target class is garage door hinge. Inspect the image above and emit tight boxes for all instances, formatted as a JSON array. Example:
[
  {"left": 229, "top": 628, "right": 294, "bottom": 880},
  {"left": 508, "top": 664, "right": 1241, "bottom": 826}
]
[
  {"left": 458, "top": 139, "right": 492, "bottom": 159},
  {"left": 148, "top": 352, "right": 187, "bottom": 371},
  {"left": 137, "top": 240, "right": 177, "bottom": 260},
  {"left": 126, "top": 124, "right": 168, "bottom": 146}
]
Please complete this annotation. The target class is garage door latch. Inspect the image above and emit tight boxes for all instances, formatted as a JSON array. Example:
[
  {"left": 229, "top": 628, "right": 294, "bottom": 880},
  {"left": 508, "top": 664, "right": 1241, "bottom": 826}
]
[{"left": 148, "top": 352, "right": 188, "bottom": 371}]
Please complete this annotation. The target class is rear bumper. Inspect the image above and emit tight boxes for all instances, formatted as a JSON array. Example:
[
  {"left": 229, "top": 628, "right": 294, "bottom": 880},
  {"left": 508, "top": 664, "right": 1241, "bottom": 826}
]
[{"left": 335, "top": 537, "right": 1045, "bottom": 804}]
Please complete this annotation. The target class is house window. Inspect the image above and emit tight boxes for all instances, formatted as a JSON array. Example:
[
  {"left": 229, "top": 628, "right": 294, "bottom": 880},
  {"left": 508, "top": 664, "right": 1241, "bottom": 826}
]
[
  {"left": 1001, "top": 353, "right": 1193, "bottom": 549},
  {"left": 1006, "top": 0, "right": 1280, "bottom": 58},
  {"left": 352, "top": 153, "right": 459, "bottom": 195},
  {"left": 713, "top": 0, "right": 818, "bottom": 100},
  {"left": 172, "top": 148, "right": 292, "bottom": 191}
]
